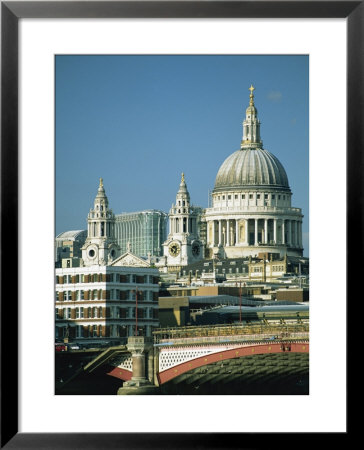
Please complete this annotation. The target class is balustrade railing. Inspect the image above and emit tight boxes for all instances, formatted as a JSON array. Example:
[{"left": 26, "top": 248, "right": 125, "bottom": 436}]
[
  {"left": 204, "top": 206, "right": 302, "bottom": 214},
  {"left": 153, "top": 322, "right": 309, "bottom": 345}
]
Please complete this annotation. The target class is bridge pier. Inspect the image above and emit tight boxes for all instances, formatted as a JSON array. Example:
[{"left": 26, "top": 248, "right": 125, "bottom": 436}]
[{"left": 117, "top": 336, "right": 160, "bottom": 395}]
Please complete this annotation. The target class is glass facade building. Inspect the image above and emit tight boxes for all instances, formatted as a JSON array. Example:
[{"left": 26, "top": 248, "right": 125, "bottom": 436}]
[{"left": 115, "top": 210, "right": 168, "bottom": 257}]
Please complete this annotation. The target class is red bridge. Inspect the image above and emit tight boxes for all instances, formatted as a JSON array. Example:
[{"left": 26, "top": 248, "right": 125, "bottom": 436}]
[{"left": 81, "top": 323, "right": 309, "bottom": 394}]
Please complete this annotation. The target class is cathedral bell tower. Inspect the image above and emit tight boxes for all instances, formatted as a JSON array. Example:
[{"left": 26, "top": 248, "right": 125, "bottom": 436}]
[
  {"left": 82, "top": 178, "right": 121, "bottom": 266},
  {"left": 162, "top": 173, "right": 204, "bottom": 269}
]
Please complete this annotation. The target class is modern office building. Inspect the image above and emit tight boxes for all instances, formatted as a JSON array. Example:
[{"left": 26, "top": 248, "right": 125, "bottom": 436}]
[{"left": 114, "top": 210, "right": 167, "bottom": 258}]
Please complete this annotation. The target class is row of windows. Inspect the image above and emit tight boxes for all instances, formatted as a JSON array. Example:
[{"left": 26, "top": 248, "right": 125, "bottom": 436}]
[
  {"left": 56, "top": 289, "right": 158, "bottom": 302},
  {"left": 56, "top": 324, "right": 158, "bottom": 339},
  {"left": 216, "top": 193, "right": 286, "bottom": 201},
  {"left": 181, "top": 267, "right": 248, "bottom": 275},
  {"left": 56, "top": 273, "right": 158, "bottom": 285},
  {"left": 272, "top": 265, "right": 285, "bottom": 272},
  {"left": 56, "top": 306, "right": 158, "bottom": 320},
  {"left": 250, "top": 265, "right": 286, "bottom": 273}
]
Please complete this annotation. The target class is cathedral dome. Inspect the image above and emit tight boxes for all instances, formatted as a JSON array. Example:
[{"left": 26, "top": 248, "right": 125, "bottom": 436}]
[{"left": 214, "top": 148, "right": 290, "bottom": 191}]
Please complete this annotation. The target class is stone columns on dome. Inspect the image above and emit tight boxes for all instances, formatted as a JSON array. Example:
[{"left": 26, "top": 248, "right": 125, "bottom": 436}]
[
  {"left": 205, "top": 213, "right": 302, "bottom": 255},
  {"left": 293, "top": 220, "right": 296, "bottom": 246},
  {"left": 287, "top": 221, "right": 292, "bottom": 246},
  {"left": 264, "top": 219, "right": 268, "bottom": 244},
  {"left": 273, "top": 219, "right": 277, "bottom": 244}
]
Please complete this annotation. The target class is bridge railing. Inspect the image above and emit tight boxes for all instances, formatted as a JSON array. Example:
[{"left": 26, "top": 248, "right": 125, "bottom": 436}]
[
  {"left": 155, "top": 333, "right": 309, "bottom": 347},
  {"left": 153, "top": 323, "right": 309, "bottom": 345}
]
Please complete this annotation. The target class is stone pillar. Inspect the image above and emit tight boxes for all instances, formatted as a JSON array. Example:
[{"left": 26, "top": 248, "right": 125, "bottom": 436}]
[
  {"left": 264, "top": 219, "right": 268, "bottom": 244},
  {"left": 226, "top": 219, "right": 230, "bottom": 246},
  {"left": 288, "top": 221, "right": 292, "bottom": 245},
  {"left": 273, "top": 219, "right": 277, "bottom": 244},
  {"left": 282, "top": 220, "right": 286, "bottom": 244},
  {"left": 131, "top": 351, "right": 145, "bottom": 380},
  {"left": 148, "top": 350, "right": 154, "bottom": 383},
  {"left": 235, "top": 219, "right": 239, "bottom": 245},
  {"left": 212, "top": 220, "right": 215, "bottom": 246},
  {"left": 254, "top": 219, "right": 258, "bottom": 245},
  {"left": 218, "top": 220, "right": 222, "bottom": 246}
]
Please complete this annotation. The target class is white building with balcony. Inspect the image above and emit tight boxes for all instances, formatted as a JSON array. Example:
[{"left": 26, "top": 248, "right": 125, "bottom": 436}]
[{"left": 204, "top": 85, "right": 303, "bottom": 259}]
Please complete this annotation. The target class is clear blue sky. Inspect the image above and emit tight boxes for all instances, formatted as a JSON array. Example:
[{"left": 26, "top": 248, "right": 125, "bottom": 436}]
[{"left": 56, "top": 55, "right": 309, "bottom": 256}]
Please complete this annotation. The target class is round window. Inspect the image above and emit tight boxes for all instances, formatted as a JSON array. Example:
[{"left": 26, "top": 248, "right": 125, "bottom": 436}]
[{"left": 88, "top": 249, "right": 95, "bottom": 258}]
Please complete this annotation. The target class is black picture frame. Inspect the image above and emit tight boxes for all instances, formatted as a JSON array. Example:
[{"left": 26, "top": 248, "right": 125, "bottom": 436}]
[{"left": 1, "top": 1, "right": 358, "bottom": 448}]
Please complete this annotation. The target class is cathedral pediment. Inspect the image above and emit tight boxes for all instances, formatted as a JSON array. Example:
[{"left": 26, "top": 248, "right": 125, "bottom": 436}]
[{"left": 110, "top": 251, "right": 150, "bottom": 267}]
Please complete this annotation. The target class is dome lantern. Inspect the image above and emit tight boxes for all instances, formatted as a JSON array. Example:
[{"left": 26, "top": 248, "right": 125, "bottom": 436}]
[{"left": 241, "top": 84, "right": 262, "bottom": 149}]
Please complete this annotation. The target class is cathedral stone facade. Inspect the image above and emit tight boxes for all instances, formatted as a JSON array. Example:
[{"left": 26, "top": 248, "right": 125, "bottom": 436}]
[{"left": 203, "top": 86, "right": 303, "bottom": 259}]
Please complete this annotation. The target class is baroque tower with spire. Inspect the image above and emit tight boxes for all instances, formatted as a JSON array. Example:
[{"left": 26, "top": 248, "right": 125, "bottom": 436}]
[
  {"left": 162, "top": 173, "right": 204, "bottom": 270},
  {"left": 81, "top": 178, "right": 121, "bottom": 266}
]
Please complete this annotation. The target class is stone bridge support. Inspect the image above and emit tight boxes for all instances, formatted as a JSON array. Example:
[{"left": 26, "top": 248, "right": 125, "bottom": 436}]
[{"left": 117, "top": 336, "right": 159, "bottom": 395}]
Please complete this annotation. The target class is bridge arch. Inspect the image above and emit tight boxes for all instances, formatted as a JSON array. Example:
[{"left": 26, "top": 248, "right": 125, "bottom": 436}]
[{"left": 158, "top": 341, "right": 308, "bottom": 385}]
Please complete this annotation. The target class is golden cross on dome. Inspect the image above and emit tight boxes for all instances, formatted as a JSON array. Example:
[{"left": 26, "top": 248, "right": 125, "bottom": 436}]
[
  {"left": 249, "top": 84, "right": 255, "bottom": 105},
  {"left": 181, "top": 172, "right": 185, "bottom": 183}
]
